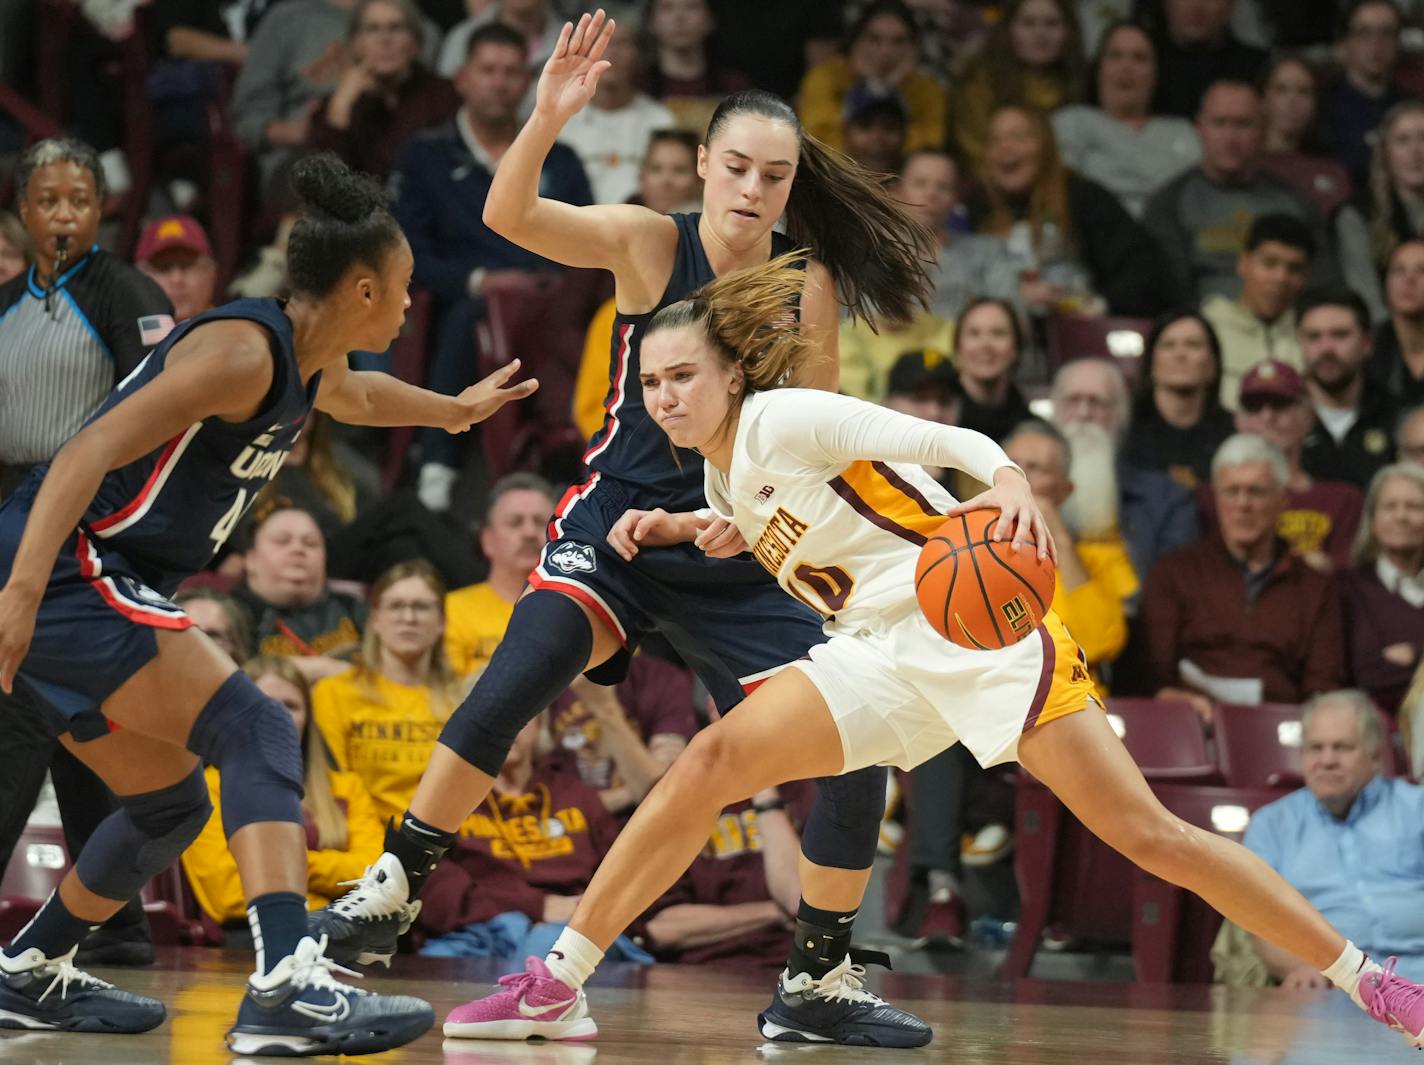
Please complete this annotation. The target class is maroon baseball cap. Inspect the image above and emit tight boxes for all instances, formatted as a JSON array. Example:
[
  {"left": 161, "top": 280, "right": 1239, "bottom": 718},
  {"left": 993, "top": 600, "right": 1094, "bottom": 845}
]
[
  {"left": 1239, "top": 359, "right": 1305, "bottom": 404},
  {"left": 135, "top": 214, "right": 213, "bottom": 263}
]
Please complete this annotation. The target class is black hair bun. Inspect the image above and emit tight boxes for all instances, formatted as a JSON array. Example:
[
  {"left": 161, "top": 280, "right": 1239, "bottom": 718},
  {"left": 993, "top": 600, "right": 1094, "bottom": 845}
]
[{"left": 292, "top": 153, "right": 387, "bottom": 224}]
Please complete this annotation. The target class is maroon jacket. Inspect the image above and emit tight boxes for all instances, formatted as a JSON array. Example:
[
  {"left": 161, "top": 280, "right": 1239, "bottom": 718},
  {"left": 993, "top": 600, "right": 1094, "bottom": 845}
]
[
  {"left": 1195, "top": 480, "right": 1363, "bottom": 571},
  {"left": 1344, "top": 563, "right": 1424, "bottom": 713},
  {"left": 308, "top": 66, "right": 459, "bottom": 180},
  {"left": 644, "top": 780, "right": 817, "bottom": 970},
  {"left": 548, "top": 655, "right": 697, "bottom": 792},
  {"left": 417, "top": 750, "right": 620, "bottom": 935},
  {"left": 1141, "top": 535, "right": 1347, "bottom": 703}
]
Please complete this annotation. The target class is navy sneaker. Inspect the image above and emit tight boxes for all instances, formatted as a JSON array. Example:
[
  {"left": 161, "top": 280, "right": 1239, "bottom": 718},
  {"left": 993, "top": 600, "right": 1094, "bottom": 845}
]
[
  {"left": 757, "top": 954, "right": 932, "bottom": 1048},
  {"left": 307, "top": 853, "right": 420, "bottom": 967},
  {"left": 226, "top": 935, "right": 433, "bottom": 1056},
  {"left": 0, "top": 944, "right": 164, "bottom": 1033}
]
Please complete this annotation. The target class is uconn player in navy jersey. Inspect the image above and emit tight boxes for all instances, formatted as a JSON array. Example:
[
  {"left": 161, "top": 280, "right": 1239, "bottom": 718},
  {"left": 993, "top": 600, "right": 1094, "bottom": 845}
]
[
  {"left": 316, "top": 10, "right": 938, "bottom": 1048},
  {"left": 0, "top": 155, "right": 534, "bottom": 1056}
]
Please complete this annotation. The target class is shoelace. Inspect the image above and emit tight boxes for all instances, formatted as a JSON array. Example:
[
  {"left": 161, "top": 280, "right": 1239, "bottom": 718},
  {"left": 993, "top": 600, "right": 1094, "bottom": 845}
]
[
  {"left": 1367, "top": 957, "right": 1424, "bottom": 1029},
  {"left": 294, "top": 938, "right": 368, "bottom": 997},
  {"left": 812, "top": 963, "right": 884, "bottom": 1006},
  {"left": 35, "top": 953, "right": 114, "bottom": 1004},
  {"left": 331, "top": 866, "right": 394, "bottom": 916},
  {"left": 496, "top": 969, "right": 545, "bottom": 996}
]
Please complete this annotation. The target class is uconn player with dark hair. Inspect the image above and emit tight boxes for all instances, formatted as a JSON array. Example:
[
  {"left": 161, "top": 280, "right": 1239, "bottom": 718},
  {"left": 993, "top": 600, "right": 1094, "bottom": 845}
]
[
  {"left": 315, "top": 9, "right": 939, "bottom": 1049},
  {"left": 0, "top": 153, "right": 535, "bottom": 1056}
]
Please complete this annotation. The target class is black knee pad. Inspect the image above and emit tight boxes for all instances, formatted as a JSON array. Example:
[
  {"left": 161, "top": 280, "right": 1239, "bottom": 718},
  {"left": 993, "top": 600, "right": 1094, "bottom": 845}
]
[
  {"left": 74, "top": 763, "right": 211, "bottom": 901},
  {"left": 800, "top": 765, "right": 889, "bottom": 870},
  {"left": 437, "top": 590, "right": 593, "bottom": 776},
  {"left": 186, "top": 672, "right": 303, "bottom": 836}
]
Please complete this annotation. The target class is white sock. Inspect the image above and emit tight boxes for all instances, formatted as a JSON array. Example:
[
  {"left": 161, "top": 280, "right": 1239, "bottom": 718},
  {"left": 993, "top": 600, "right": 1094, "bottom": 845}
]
[
  {"left": 1323, "top": 940, "right": 1381, "bottom": 1008},
  {"left": 544, "top": 927, "right": 603, "bottom": 991}
]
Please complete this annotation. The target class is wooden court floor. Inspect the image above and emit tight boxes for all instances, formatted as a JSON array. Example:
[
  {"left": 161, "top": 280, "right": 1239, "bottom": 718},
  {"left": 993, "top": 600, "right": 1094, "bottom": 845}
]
[{"left": 0, "top": 948, "right": 1417, "bottom": 1064}]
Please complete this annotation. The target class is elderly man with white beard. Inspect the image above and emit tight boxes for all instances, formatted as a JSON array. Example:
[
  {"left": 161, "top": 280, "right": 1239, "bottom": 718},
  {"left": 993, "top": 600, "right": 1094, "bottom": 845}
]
[
  {"left": 1050, "top": 358, "right": 1201, "bottom": 598},
  {"left": 1003, "top": 420, "right": 1139, "bottom": 679}
]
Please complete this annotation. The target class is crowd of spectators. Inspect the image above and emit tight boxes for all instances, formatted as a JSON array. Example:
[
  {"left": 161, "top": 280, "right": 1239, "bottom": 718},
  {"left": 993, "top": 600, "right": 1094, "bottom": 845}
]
[{"left": 2, "top": 0, "right": 1424, "bottom": 977}]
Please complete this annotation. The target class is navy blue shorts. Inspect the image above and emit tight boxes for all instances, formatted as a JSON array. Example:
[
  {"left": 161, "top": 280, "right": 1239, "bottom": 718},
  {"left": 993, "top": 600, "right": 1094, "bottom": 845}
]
[
  {"left": 0, "top": 494, "right": 191, "bottom": 741},
  {"left": 530, "top": 474, "right": 826, "bottom": 710}
]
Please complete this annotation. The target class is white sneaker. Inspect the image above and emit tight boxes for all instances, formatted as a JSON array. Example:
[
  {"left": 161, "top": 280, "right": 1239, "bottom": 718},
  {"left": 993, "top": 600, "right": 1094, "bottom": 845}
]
[{"left": 307, "top": 853, "right": 422, "bottom": 967}]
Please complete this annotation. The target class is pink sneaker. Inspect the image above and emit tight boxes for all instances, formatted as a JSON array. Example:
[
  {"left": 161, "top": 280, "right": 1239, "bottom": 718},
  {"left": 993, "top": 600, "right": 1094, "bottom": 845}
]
[
  {"left": 1359, "top": 957, "right": 1424, "bottom": 1048},
  {"left": 443, "top": 957, "right": 597, "bottom": 1041}
]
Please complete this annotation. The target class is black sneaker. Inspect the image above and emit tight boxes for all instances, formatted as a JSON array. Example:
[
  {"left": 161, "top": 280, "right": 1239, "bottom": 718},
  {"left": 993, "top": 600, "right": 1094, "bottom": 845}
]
[
  {"left": 74, "top": 924, "right": 156, "bottom": 967},
  {"left": 757, "top": 954, "right": 932, "bottom": 1048},
  {"left": 0, "top": 945, "right": 165, "bottom": 1033},
  {"left": 308, "top": 853, "right": 420, "bottom": 967},
  {"left": 226, "top": 935, "right": 433, "bottom": 1056}
]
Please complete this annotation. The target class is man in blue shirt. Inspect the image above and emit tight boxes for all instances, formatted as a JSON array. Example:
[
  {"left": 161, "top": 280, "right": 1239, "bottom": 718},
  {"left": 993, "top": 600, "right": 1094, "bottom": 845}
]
[
  {"left": 1244, "top": 689, "right": 1424, "bottom": 987},
  {"left": 389, "top": 21, "right": 592, "bottom": 510}
]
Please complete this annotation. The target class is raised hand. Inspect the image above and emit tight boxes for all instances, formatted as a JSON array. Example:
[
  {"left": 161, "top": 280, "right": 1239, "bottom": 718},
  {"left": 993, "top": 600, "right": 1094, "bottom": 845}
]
[
  {"left": 446, "top": 359, "right": 538, "bottom": 432},
  {"left": 534, "top": 9, "right": 617, "bottom": 123}
]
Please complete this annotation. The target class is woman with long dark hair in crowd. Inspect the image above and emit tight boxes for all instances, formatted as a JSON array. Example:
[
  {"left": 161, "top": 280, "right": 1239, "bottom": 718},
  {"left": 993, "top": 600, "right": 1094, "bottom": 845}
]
[{"left": 1123, "top": 310, "right": 1235, "bottom": 488}]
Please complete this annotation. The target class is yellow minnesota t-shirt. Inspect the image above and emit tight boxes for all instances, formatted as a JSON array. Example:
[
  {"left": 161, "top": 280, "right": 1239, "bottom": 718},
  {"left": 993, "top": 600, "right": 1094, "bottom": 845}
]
[
  {"left": 313, "top": 670, "right": 454, "bottom": 826},
  {"left": 444, "top": 581, "right": 516, "bottom": 678}
]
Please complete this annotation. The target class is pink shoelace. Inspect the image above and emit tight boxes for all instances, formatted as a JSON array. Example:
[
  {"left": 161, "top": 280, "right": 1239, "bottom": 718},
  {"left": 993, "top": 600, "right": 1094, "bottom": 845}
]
[
  {"left": 495, "top": 967, "right": 564, "bottom": 999},
  {"left": 1366, "top": 957, "right": 1424, "bottom": 1029}
]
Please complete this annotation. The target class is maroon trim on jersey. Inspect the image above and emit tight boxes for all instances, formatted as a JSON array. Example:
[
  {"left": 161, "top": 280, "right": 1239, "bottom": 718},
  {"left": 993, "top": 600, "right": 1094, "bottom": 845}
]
[
  {"left": 583, "top": 322, "right": 635, "bottom": 466},
  {"left": 873, "top": 461, "right": 940, "bottom": 517},
  {"left": 1021, "top": 625, "right": 1056, "bottom": 732},
  {"left": 828, "top": 475, "right": 928, "bottom": 547}
]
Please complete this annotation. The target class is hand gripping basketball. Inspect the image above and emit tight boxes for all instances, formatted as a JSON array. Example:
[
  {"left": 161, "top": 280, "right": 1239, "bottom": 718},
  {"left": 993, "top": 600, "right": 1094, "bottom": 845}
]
[{"left": 916, "top": 503, "right": 1057, "bottom": 651}]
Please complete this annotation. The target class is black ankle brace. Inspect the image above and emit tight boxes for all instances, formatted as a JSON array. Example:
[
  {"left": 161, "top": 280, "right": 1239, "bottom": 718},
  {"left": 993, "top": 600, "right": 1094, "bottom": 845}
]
[{"left": 385, "top": 816, "right": 453, "bottom": 896}]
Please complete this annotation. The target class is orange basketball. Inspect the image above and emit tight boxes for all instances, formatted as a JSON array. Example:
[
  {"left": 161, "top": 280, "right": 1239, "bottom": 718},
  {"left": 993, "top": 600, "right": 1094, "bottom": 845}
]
[{"left": 915, "top": 510, "right": 1056, "bottom": 650}]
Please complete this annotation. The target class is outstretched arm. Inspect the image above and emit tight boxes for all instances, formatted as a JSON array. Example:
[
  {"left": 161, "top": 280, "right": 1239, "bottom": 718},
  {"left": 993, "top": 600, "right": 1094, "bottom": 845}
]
[
  {"left": 314, "top": 357, "right": 536, "bottom": 430},
  {"left": 0, "top": 322, "right": 277, "bottom": 689},
  {"left": 482, "top": 10, "right": 669, "bottom": 287}
]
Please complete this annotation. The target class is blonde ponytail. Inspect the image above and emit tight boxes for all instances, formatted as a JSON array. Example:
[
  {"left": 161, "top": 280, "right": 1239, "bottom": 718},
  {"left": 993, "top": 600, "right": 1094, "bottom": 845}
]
[{"left": 648, "top": 251, "right": 825, "bottom": 391}]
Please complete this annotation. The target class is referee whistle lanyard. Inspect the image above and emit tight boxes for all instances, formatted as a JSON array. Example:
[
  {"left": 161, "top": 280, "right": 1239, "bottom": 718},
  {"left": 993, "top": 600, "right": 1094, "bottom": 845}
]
[{"left": 45, "top": 235, "right": 69, "bottom": 318}]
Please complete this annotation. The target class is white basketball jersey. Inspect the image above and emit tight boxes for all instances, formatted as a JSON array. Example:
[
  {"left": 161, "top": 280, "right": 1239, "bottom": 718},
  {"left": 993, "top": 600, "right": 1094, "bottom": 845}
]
[{"left": 703, "top": 389, "right": 1016, "bottom": 637}]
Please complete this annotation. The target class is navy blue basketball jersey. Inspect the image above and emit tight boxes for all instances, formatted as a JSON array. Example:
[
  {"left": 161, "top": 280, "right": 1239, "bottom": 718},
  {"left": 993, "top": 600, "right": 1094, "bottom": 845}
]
[
  {"left": 583, "top": 213, "right": 799, "bottom": 511},
  {"left": 39, "top": 298, "right": 319, "bottom": 589}
]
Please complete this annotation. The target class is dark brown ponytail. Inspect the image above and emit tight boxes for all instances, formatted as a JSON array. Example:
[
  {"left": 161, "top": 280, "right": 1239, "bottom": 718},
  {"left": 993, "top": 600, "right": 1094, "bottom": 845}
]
[{"left": 704, "top": 90, "right": 933, "bottom": 326}]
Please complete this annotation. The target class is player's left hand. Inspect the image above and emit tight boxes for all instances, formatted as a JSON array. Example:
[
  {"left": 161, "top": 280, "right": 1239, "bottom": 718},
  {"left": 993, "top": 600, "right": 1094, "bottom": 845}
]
[
  {"left": 946, "top": 467, "right": 1057, "bottom": 564},
  {"left": 0, "top": 583, "right": 39, "bottom": 694},
  {"left": 693, "top": 514, "right": 747, "bottom": 558},
  {"left": 446, "top": 359, "right": 538, "bottom": 432}
]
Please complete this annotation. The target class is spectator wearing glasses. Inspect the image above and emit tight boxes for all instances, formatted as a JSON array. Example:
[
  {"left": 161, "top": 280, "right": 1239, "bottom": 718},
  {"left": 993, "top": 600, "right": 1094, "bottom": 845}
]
[
  {"left": 1324, "top": 0, "right": 1404, "bottom": 189},
  {"left": 314, "top": 560, "right": 470, "bottom": 826},
  {"left": 307, "top": 0, "right": 459, "bottom": 182}
]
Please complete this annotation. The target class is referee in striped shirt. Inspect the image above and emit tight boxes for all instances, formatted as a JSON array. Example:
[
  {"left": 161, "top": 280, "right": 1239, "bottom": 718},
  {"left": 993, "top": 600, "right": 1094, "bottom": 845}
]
[{"left": 0, "top": 138, "right": 173, "bottom": 964}]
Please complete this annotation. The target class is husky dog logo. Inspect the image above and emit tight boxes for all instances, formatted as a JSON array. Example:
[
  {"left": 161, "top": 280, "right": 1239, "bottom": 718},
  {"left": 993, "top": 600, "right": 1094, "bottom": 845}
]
[{"left": 549, "top": 543, "right": 597, "bottom": 574}]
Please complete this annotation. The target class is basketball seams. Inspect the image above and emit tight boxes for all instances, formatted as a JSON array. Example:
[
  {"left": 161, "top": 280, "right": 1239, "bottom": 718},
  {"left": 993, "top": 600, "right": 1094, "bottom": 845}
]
[
  {"left": 960, "top": 513, "right": 1008, "bottom": 646},
  {"left": 982, "top": 538, "right": 1048, "bottom": 617}
]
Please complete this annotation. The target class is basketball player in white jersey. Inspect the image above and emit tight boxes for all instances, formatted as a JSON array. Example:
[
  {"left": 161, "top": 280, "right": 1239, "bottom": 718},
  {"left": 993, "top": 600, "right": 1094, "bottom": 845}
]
[{"left": 447, "top": 254, "right": 1424, "bottom": 1051}]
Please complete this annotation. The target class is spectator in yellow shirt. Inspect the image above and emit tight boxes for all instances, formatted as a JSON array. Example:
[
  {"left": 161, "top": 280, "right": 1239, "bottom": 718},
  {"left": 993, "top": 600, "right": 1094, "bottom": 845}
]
[
  {"left": 314, "top": 560, "right": 470, "bottom": 826},
  {"left": 445, "top": 474, "right": 557, "bottom": 677},
  {"left": 1003, "top": 419, "right": 1139, "bottom": 674},
  {"left": 796, "top": 1, "right": 946, "bottom": 156},
  {"left": 181, "top": 656, "right": 383, "bottom": 927}
]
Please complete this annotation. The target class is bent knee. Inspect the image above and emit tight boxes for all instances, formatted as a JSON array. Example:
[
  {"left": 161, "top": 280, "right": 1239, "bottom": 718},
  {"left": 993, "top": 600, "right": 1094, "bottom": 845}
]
[{"left": 670, "top": 726, "right": 751, "bottom": 799}]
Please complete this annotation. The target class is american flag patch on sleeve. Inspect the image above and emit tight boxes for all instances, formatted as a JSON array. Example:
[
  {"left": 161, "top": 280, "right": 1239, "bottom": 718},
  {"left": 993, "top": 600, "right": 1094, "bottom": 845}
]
[{"left": 138, "top": 314, "right": 175, "bottom": 346}]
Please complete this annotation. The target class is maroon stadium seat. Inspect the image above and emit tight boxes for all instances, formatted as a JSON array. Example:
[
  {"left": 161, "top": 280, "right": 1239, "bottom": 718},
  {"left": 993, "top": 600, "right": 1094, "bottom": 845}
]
[
  {"left": 1131, "top": 784, "right": 1282, "bottom": 983},
  {"left": 1002, "top": 698, "right": 1218, "bottom": 978},
  {"left": 1045, "top": 314, "right": 1152, "bottom": 386},
  {"left": 1213, "top": 702, "right": 1305, "bottom": 790},
  {"left": 380, "top": 289, "right": 433, "bottom": 494},
  {"left": 0, "top": 824, "right": 68, "bottom": 941}
]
